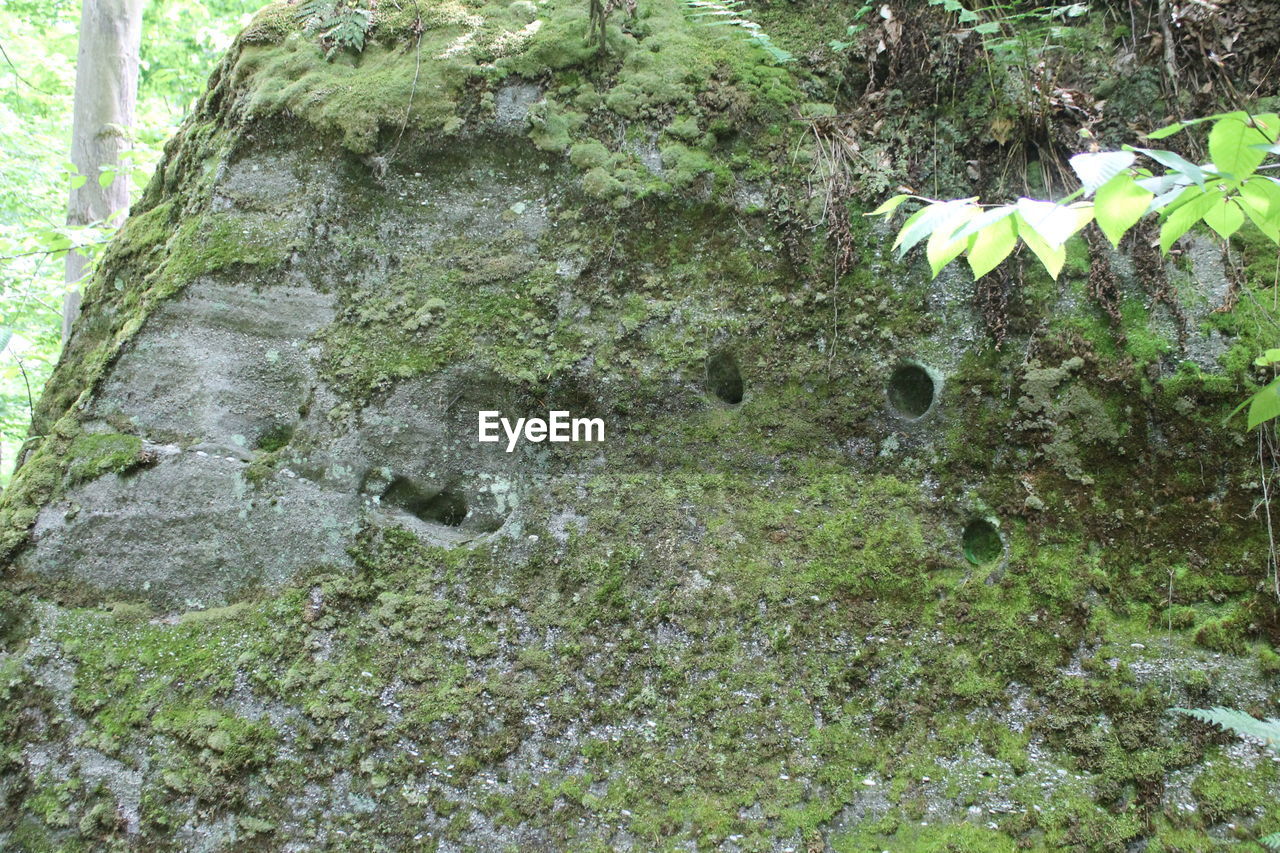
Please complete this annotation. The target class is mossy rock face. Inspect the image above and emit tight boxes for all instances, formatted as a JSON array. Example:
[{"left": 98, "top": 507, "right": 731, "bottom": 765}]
[{"left": 2, "top": 1, "right": 1280, "bottom": 850}]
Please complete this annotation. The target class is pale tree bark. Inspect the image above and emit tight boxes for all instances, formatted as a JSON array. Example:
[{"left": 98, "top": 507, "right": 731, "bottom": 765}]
[{"left": 63, "top": 0, "right": 144, "bottom": 344}]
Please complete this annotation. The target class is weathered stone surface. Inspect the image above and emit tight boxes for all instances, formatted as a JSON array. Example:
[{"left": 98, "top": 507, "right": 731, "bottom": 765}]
[
  {"left": 2, "top": 2, "right": 1278, "bottom": 851},
  {"left": 19, "top": 449, "right": 355, "bottom": 609}
]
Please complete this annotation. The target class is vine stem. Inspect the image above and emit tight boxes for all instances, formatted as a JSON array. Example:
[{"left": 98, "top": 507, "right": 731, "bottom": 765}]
[{"left": 1259, "top": 426, "right": 1279, "bottom": 601}]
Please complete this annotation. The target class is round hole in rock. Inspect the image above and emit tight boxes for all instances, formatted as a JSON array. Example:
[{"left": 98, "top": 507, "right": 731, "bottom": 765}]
[
  {"left": 381, "top": 477, "right": 468, "bottom": 527},
  {"left": 707, "top": 352, "right": 744, "bottom": 404},
  {"left": 962, "top": 519, "right": 1003, "bottom": 566},
  {"left": 887, "top": 363, "right": 936, "bottom": 419}
]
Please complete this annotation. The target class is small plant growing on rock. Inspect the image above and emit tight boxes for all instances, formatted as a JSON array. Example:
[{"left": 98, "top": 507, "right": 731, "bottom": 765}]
[
  {"left": 294, "top": 0, "right": 374, "bottom": 57},
  {"left": 588, "top": 0, "right": 637, "bottom": 55},
  {"left": 678, "top": 0, "right": 793, "bottom": 63},
  {"left": 1173, "top": 706, "right": 1280, "bottom": 849}
]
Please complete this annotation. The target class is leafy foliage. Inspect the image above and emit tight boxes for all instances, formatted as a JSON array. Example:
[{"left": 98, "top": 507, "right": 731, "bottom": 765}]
[
  {"left": 1174, "top": 706, "right": 1280, "bottom": 746},
  {"left": 295, "top": 0, "right": 374, "bottom": 56},
  {"left": 872, "top": 111, "right": 1280, "bottom": 282},
  {"left": 1230, "top": 349, "right": 1280, "bottom": 430},
  {"left": 677, "top": 0, "right": 793, "bottom": 64},
  {"left": 928, "top": 0, "right": 1088, "bottom": 45}
]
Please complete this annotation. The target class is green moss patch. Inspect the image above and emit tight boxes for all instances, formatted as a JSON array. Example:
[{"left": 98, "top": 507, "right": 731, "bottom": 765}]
[{"left": 65, "top": 433, "right": 144, "bottom": 486}]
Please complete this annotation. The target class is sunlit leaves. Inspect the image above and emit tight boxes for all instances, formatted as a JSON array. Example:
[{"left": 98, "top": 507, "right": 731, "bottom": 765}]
[
  {"left": 875, "top": 112, "right": 1280, "bottom": 289},
  {"left": 868, "top": 193, "right": 911, "bottom": 216},
  {"left": 926, "top": 204, "right": 980, "bottom": 276},
  {"left": 1240, "top": 177, "right": 1280, "bottom": 243},
  {"left": 1243, "top": 378, "right": 1280, "bottom": 430},
  {"left": 1158, "top": 188, "right": 1221, "bottom": 253},
  {"left": 0, "top": 0, "right": 258, "bottom": 481},
  {"left": 1013, "top": 212, "right": 1067, "bottom": 279},
  {"left": 1207, "top": 111, "right": 1278, "bottom": 178},
  {"left": 892, "top": 197, "right": 979, "bottom": 257},
  {"left": 1094, "top": 173, "right": 1153, "bottom": 247},
  {"left": 1255, "top": 349, "right": 1280, "bottom": 368},
  {"left": 1014, "top": 198, "right": 1093, "bottom": 247},
  {"left": 1200, "top": 195, "right": 1245, "bottom": 240},
  {"left": 1127, "top": 146, "right": 1206, "bottom": 187},
  {"left": 874, "top": 112, "right": 1280, "bottom": 434},
  {"left": 965, "top": 211, "right": 1017, "bottom": 279},
  {"left": 1173, "top": 706, "right": 1280, "bottom": 746}
]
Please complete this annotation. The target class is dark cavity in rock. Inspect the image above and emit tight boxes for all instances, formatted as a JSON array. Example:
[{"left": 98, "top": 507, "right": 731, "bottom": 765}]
[
  {"left": 707, "top": 352, "right": 744, "bottom": 404},
  {"left": 887, "top": 363, "right": 935, "bottom": 418},
  {"left": 381, "top": 477, "right": 468, "bottom": 526},
  {"left": 962, "top": 519, "right": 1002, "bottom": 565},
  {"left": 255, "top": 422, "right": 295, "bottom": 453}
]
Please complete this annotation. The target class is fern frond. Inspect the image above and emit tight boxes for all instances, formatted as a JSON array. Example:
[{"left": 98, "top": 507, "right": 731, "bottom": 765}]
[
  {"left": 1262, "top": 832, "right": 1280, "bottom": 851},
  {"left": 322, "top": 9, "right": 372, "bottom": 53},
  {"left": 678, "top": 0, "right": 794, "bottom": 63},
  {"left": 294, "top": 0, "right": 373, "bottom": 56},
  {"left": 294, "top": 0, "right": 336, "bottom": 21},
  {"left": 1173, "top": 706, "right": 1280, "bottom": 748}
]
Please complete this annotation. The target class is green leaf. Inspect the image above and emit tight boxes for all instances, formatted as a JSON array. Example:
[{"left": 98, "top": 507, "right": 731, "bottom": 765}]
[
  {"left": 1255, "top": 349, "right": 1280, "bottom": 367},
  {"left": 893, "top": 198, "right": 978, "bottom": 258},
  {"left": 965, "top": 211, "right": 1017, "bottom": 279},
  {"left": 1145, "top": 122, "right": 1188, "bottom": 141},
  {"left": 1261, "top": 832, "right": 1280, "bottom": 852},
  {"left": 949, "top": 203, "right": 1017, "bottom": 242},
  {"left": 1158, "top": 188, "right": 1221, "bottom": 253},
  {"left": 868, "top": 194, "right": 911, "bottom": 216},
  {"left": 1069, "top": 151, "right": 1135, "bottom": 195},
  {"left": 1138, "top": 172, "right": 1193, "bottom": 201},
  {"left": 97, "top": 170, "right": 115, "bottom": 188},
  {"left": 1201, "top": 196, "right": 1245, "bottom": 240},
  {"left": 1208, "top": 112, "right": 1268, "bottom": 179},
  {"left": 1240, "top": 176, "right": 1280, "bottom": 244},
  {"left": 972, "top": 20, "right": 1000, "bottom": 33},
  {"left": 926, "top": 206, "right": 979, "bottom": 277},
  {"left": 1242, "top": 176, "right": 1280, "bottom": 213},
  {"left": 1014, "top": 212, "right": 1066, "bottom": 279},
  {"left": 69, "top": 174, "right": 87, "bottom": 190},
  {"left": 1249, "top": 378, "right": 1280, "bottom": 429},
  {"left": 1094, "top": 174, "right": 1154, "bottom": 247},
  {"left": 1249, "top": 112, "right": 1280, "bottom": 143},
  {"left": 1145, "top": 112, "right": 1232, "bottom": 140},
  {"left": 894, "top": 205, "right": 933, "bottom": 255}
]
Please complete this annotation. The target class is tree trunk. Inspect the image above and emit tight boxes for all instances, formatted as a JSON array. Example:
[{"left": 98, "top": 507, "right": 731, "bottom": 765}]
[{"left": 62, "top": 0, "right": 144, "bottom": 344}]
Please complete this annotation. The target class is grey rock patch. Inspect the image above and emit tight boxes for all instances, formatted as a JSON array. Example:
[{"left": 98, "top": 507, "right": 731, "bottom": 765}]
[
  {"left": 93, "top": 279, "right": 334, "bottom": 446},
  {"left": 18, "top": 452, "right": 355, "bottom": 610},
  {"left": 494, "top": 81, "right": 543, "bottom": 130},
  {"left": 625, "top": 133, "right": 664, "bottom": 176}
]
